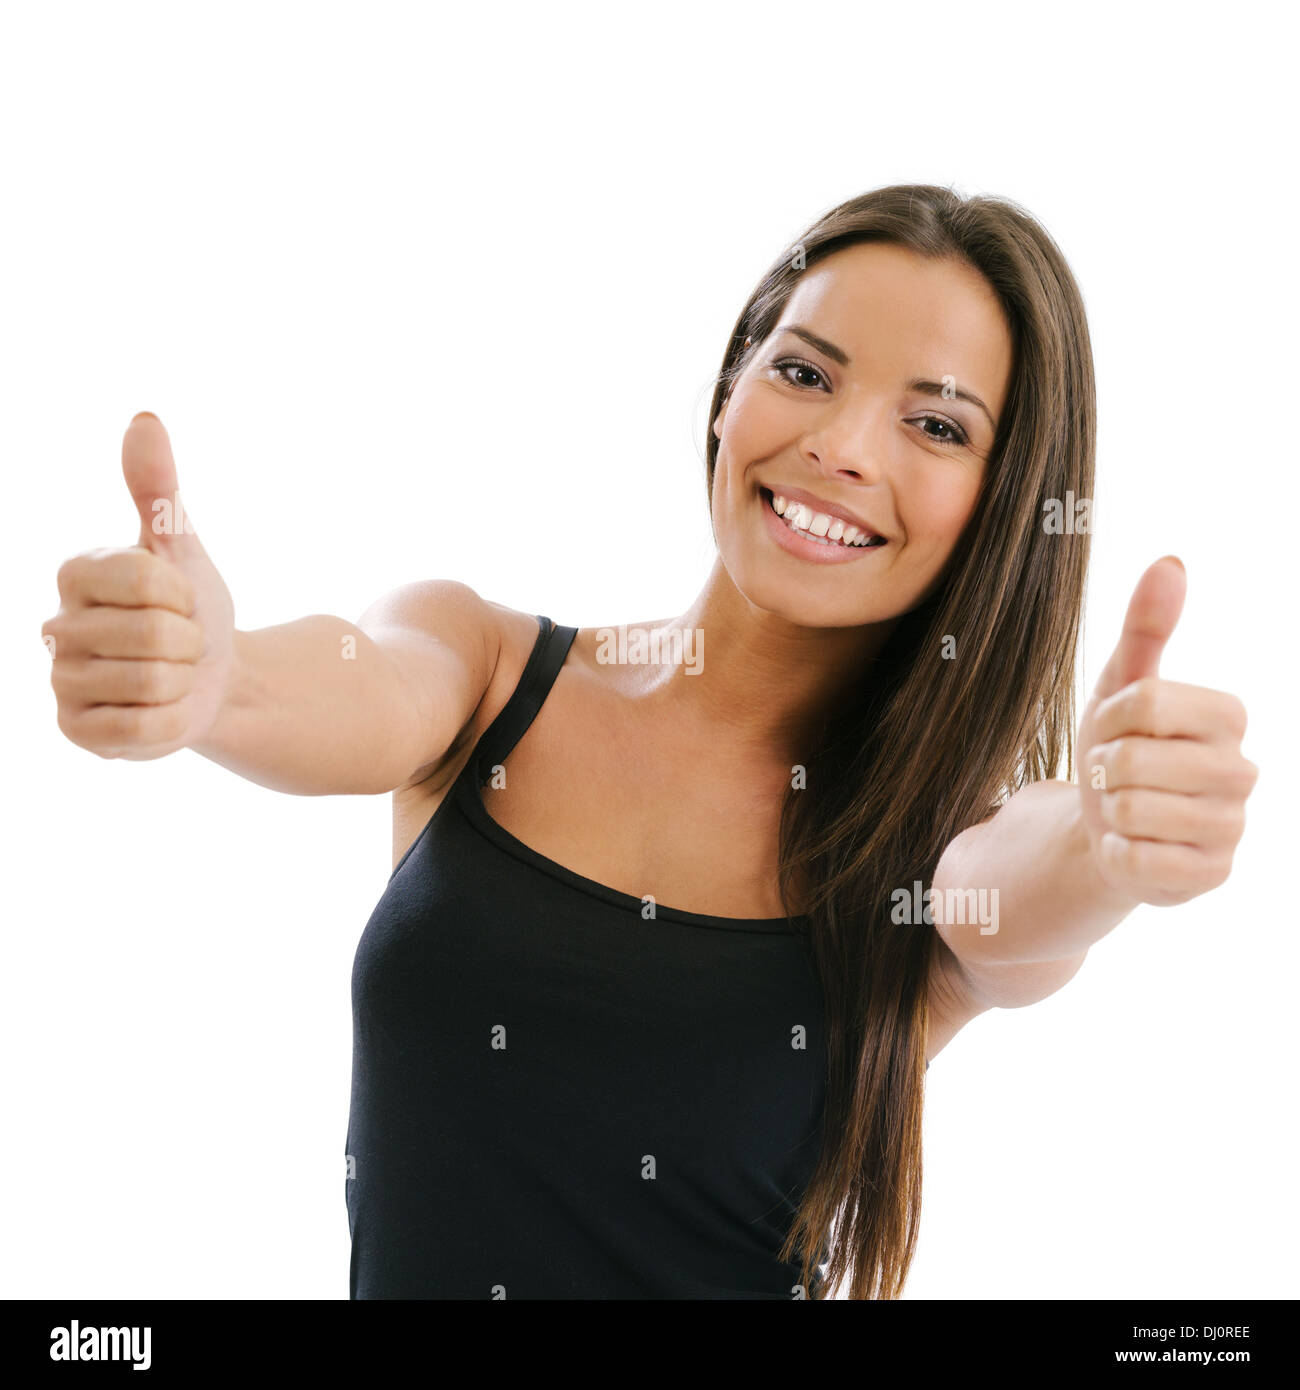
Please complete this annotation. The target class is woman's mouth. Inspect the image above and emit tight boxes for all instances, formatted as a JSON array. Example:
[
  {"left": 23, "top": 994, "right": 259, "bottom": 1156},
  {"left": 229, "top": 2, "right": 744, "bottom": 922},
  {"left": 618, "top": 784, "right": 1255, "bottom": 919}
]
[{"left": 758, "top": 487, "right": 887, "bottom": 563}]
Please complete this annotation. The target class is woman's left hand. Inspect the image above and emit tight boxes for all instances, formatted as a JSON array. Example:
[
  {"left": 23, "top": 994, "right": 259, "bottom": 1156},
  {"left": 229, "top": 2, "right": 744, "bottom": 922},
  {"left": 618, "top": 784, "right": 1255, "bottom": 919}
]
[{"left": 1076, "top": 556, "right": 1258, "bottom": 907}]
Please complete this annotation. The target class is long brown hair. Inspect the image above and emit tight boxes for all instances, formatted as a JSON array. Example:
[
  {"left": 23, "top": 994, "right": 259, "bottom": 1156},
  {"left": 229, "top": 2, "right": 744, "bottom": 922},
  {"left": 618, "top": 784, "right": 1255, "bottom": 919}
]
[{"left": 705, "top": 185, "right": 1096, "bottom": 1299}]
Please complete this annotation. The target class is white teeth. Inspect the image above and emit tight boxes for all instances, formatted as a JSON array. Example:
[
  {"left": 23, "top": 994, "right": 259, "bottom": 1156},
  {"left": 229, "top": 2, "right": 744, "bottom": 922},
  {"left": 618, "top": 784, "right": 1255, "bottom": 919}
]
[{"left": 766, "top": 490, "right": 880, "bottom": 549}]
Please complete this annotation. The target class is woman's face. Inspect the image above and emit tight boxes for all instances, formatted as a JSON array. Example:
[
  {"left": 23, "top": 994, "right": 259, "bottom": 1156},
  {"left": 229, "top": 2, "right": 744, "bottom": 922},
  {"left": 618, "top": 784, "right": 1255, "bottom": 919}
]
[{"left": 711, "top": 242, "right": 1014, "bottom": 629}]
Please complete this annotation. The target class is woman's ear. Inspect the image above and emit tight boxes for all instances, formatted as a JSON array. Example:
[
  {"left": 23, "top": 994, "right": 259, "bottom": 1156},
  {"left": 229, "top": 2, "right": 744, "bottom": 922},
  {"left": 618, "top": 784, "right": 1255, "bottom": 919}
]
[{"left": 713, "top": 337, "right": 751, "bottom": 439}]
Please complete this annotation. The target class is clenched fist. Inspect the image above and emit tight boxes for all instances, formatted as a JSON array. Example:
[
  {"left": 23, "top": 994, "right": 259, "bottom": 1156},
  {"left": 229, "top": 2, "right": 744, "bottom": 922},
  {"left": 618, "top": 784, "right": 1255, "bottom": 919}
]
[
  {"left": 42, "top": 413, "right": 236, "bottom": 759},
  {"left": 1077, "top": 556, "right": 1258, "bottom": 907}
]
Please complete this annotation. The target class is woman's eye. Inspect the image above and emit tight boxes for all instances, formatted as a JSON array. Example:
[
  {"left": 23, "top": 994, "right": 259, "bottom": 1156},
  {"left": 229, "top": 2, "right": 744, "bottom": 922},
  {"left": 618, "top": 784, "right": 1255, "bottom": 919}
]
[
  {"left": 915, "top": 415, "right": 970, "bottom": 448},
  {"left": 772, "top": 358, "right": 827, "bottom": 390},
  {"left": 768, "top": 361, "right": 970, "bottom": 449}
]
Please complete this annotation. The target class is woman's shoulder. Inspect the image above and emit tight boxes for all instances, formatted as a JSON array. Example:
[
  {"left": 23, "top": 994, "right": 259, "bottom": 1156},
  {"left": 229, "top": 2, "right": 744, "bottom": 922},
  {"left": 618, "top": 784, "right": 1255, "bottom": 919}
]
[
  {"left": 427, "top": 603, "right": 628, "bottom": 786},
  {"left": 385, "top": 595, "right": 654, "bottom": 798},
  {"left": 369, "top": 585, "right": 545, "bottom": 796},
  {"left": 477, "top": 597, "right": 556, "bottom": 710}
]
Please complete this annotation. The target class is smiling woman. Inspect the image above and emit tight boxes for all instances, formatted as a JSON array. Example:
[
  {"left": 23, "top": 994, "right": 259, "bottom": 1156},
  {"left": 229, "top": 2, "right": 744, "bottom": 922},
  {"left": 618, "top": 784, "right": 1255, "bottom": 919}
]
[
  {"left": 710, "top": 235, "right": 1016, "bottom": 617},
  {"left": 700, "top": 194, "right": 1089, "bottom": 1295},
  {"left": 42, "top": 183, "right": 1256, "bottom": 1301}
]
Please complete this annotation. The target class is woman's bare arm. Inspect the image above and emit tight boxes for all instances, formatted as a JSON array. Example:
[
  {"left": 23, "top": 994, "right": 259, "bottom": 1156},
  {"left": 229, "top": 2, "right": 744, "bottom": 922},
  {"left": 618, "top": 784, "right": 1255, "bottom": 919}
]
[
  {"left": 43, "top": 414, "right": 500, "bottom": 797},
  {"left": 927, "top": 559, "right": 1255, "bottom": 1017},
  {"left": 191, "top": 582, "right": 502, "bottom": 795}
]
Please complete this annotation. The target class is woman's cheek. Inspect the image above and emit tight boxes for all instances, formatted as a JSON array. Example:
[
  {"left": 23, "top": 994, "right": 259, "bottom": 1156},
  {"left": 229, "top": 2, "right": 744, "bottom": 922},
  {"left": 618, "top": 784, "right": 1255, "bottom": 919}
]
[
  {"left": 908, "top": 473, "right": 980, "bottom": 551},
  {"left": 720, "top": 384, "right": 796, "bottom": 462}
]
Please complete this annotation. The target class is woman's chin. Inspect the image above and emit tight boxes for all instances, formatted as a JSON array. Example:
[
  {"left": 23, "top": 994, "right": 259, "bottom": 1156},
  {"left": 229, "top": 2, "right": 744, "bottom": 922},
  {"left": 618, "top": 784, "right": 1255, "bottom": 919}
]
[{"left": 724, "top": 566, "right": 900, "bottom": 631}]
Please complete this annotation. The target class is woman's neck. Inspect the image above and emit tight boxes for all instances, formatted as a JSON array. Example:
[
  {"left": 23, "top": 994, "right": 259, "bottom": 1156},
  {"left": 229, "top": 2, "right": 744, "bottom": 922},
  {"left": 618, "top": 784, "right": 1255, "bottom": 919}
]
[{"left": 614, "top": 558, "right": 897, "bottom": 769}]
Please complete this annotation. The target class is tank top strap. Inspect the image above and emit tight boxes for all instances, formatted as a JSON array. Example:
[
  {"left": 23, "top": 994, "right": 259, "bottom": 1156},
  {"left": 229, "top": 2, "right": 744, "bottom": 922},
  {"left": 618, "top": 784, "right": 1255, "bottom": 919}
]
[{"left": 470, "top": 615, "right": 578, "bottom": 784}]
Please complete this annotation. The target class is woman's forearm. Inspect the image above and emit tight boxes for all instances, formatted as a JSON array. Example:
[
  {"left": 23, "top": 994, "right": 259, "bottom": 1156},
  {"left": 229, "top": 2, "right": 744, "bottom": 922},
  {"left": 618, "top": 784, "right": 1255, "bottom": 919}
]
[
  {"left": 930, "top": 778, "right": 1139, "bottom": 968},
  {"left": 189, "top": 618, "right": 429, "bottom": 796},
  {"left": 190, "top": 581, "right": 502, "bottom": 797}
]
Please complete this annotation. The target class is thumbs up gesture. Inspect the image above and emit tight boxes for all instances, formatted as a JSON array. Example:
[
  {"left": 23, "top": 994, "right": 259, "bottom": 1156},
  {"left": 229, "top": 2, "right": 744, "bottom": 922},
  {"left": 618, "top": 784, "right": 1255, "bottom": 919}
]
[
  {"left": 1076, "top": 557, "right": 1257, "bottom": 906},
  {"left": 42, "top": 414, "right": 236, "bottom": 759}
]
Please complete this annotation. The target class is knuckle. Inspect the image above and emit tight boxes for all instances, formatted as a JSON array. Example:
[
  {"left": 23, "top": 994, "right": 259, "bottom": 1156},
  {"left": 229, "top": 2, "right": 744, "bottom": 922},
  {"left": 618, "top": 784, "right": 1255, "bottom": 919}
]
[
  {"left": 1108, "top": 788, "right": 1138, "bottom": 832},
  {"left": 1225, "top": 758, "right": 1258, "bottom": 797},
  {"left": 55, "top": 555, "right": 86, "bottom": 597},
  {"left": 1110, "top": 738, "right": 1138, "bottom": 785},
  {"left": 125, "top": 661, "right": 166, "bottom": 701},
  {"left": 1200, "top": 798, "right": 1231, "bottom": 839},
  {"left": 124, "top": 550, "right": 161, "bottom": 603},
  {"left": 1106, "top": 831, "right": 1135, "bottom": 874},
  {"left": 1095, "top": 733, "right": 1128, "bottom": 789},
  {"left": 1129, "top": 678, "right": 1161, "bottom": 726},
  {"left": 49, "top": 659, "right": 76, "bottom": 697},
  {"left": 1204, "top": 855, "right": 1233, "bottom": 890},
  {"left": 1118, "top": 837, "right": 1143, "bottom": 876},
  {"left": 1224, "top": 694, "right": 1248, "bottom": 737},
  {"left": 103, "top": 705, "right": 144, "bottom": 743},
  {"left": 140, "top": 608, "right": 175, "bottom": 653}
]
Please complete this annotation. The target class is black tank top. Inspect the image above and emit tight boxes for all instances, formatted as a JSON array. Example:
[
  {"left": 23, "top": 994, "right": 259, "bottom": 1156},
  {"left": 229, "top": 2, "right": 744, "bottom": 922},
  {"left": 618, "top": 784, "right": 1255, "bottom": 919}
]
[{"left": 345, "top": 615, "right": 830, "bottom": 1298}]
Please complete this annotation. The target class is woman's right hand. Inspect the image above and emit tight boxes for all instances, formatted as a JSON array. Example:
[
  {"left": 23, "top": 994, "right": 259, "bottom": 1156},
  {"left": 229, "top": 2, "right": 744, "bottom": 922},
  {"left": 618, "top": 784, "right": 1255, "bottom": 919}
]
[{"left": 43, "top": 412, "right": 237, "bottom": 760}]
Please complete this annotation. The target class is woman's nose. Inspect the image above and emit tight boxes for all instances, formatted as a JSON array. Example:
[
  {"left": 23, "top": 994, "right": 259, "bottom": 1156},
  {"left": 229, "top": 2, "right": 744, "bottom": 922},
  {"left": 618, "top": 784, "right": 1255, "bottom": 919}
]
[{"left": 799, "top": 414, "right": 887, "bottom": 486}]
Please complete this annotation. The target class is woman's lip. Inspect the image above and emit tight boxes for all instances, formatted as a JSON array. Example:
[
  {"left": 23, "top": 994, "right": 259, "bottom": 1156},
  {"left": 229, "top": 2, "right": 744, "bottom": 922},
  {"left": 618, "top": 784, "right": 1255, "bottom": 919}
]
[
  {"left": 766, "top": 484, "right": 880, "bottom": 538},
  {"left": 758, "top": 487, "right": 887, "bottom": 564}
]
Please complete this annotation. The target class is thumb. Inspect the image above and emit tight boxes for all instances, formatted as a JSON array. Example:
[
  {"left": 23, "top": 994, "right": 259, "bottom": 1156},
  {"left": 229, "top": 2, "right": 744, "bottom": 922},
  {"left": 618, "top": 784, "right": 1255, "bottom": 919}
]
[
  {"left": 122, "top": 411, "right": 200, "bottom": 555},
  {"left": 1093, "top": 555, "right": 1187, "bottom": 700}
]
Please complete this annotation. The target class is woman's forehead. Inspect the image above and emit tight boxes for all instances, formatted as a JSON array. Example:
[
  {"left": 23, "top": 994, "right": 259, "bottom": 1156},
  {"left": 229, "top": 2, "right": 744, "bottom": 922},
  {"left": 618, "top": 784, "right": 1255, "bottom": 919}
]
[{"left": 776, "top": 245, "right": 1014, "bottom": 422}]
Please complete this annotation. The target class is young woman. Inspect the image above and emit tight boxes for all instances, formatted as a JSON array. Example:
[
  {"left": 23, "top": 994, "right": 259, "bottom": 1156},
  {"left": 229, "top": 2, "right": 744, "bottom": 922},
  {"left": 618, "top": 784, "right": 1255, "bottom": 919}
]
[{"left": 43, "top": 185, "right": 1257, "bottom": 1300}]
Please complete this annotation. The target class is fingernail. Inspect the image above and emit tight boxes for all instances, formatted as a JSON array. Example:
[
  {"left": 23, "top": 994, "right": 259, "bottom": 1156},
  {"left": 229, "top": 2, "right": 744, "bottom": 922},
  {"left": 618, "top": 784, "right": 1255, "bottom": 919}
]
[
  {"left": 131, "top": 411, "right": 160, "bottom": 424},
  {"left": 1162, "top": 554, "right": 1185, "bottom": 572}
]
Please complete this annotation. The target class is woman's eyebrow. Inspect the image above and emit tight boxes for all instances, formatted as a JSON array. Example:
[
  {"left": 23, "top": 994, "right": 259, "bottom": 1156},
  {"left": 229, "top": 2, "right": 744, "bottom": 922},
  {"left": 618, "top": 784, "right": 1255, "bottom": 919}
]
[
  {"left": 775, "top": 324, "right": 997, "bottom": 432},
  {"left": 908, "top": 378, "right": 996, "bottom": 432},
  {"left": 779, "top": 324, "right": 850, "bottom": 365}
]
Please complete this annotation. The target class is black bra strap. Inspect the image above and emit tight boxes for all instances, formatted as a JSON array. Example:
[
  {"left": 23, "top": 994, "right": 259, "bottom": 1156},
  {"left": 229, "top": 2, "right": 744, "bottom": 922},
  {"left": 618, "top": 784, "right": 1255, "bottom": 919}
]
[{"left": 472, "top": 615, "right": 578, "bottom": 784}]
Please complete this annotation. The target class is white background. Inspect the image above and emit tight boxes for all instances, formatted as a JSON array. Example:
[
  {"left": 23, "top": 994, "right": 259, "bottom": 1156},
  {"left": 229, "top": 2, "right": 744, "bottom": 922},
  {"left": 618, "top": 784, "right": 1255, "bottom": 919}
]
[{"left": 2, "top": 0, "right": 1294, "bottom": 1300}]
